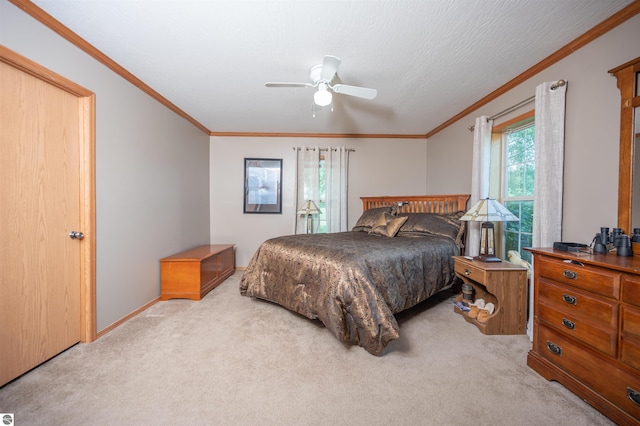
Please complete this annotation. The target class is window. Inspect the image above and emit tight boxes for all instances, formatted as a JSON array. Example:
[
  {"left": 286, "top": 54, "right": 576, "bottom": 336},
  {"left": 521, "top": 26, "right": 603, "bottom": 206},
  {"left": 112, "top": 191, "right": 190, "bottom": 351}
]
[
  {"left": 296, "top": 146, "right": 351, "bottom": 234},
  {"left": 317, "top": 158, "right": 327, "bottom": 233},
  {"left": 297, "top": 153, "right": 330, "bottom": 233},
  {"left": 491, "top": 111, "right": 535, "bottom": 263}
]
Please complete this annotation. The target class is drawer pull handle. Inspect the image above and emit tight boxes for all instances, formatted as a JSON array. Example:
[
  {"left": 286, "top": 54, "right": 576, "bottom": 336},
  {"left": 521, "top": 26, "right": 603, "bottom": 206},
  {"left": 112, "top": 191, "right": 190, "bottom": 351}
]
[
  {"left": 563, "top": 270, "right": 577, "bottom": 280},
  {"left": 628, "top": 387, "right": 640, "bottom": 407},
  {"left": 546, "top": 341, "right": 562, "bottom": 356},
  {"left": 562, "top": 294, "right": 577, "bottom": 305},
  {"left": 561, "top": 318, "right": 576, "bottom": 330},
  {"left": 464, "top": 268, "right": 471, "bottom": 276}
]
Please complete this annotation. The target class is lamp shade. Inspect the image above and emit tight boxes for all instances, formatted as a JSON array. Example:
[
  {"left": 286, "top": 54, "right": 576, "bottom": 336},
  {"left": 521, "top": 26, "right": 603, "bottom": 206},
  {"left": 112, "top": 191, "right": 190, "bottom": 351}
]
[
  {"left": 459, "top": 198, "right": 519, "bottom": 223},
  {"left": 297, "top": 200, "right": 321, "bottom": 215},
  {"left": 459, "top": 198, "right": 518, "bottom": 262}
]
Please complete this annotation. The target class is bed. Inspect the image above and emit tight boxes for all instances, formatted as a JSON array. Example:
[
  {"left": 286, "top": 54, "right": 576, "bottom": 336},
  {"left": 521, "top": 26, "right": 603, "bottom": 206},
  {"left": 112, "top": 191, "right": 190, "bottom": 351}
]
[{"left": 239, "top": 194, "right": 470, "bottom": 355}]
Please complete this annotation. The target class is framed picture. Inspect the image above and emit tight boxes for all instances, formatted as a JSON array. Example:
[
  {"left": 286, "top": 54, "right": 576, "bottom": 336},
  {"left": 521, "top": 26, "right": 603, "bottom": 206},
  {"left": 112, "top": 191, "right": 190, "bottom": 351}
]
[{"left": 243, "top": 158, "right": 282, "bottom": 214}]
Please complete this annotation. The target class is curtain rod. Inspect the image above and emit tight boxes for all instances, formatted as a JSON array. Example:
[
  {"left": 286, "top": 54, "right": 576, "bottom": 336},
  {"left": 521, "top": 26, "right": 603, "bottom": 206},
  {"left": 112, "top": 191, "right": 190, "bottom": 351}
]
[
  {"left": 292, "top": 147, "right": 356, "bottom": 152},
  {"left": 468, "top": 79, "right": 566, "bottom": 131}
]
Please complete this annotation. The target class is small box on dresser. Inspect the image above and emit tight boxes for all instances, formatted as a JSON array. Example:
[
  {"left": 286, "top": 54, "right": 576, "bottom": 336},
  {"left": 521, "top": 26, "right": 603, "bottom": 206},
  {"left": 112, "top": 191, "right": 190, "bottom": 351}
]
[
  {"left": 160, "top": 244, "right": 235, "bottom": 301},
  {"left": 526, "top": 248, "right": 640, "bottom": 425}
]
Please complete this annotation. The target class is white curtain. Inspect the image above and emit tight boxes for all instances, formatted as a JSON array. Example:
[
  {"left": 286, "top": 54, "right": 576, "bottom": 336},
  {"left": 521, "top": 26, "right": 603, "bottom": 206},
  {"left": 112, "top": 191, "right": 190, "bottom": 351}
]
[
  {"left": 527, "top": 80, "right": 567, "bottom": 339},
  {"left": 295, "top": 147, "right": 320, "bottom": 234},
  {"left": 294, "top": 146, "right": 350, "bottom": 234},
  {"left": 466, "top": 116, "right": 493, "bottom": 256},
  {"left": 325, "top": 147, "right": 350, "bottom": 232}
]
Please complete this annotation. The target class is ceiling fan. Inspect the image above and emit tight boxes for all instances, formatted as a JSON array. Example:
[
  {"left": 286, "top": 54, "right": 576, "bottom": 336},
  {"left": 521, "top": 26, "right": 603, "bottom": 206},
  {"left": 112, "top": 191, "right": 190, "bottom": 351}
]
[{"left": 265, "top": 55, "right": 377, "bottom": 106}]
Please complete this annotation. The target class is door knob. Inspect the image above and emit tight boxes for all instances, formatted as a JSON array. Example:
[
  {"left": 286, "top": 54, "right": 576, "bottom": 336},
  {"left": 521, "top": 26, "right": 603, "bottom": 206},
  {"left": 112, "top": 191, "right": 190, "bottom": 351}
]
[{"left": 69, "top": 231, "right": 84, "bottom": 240}]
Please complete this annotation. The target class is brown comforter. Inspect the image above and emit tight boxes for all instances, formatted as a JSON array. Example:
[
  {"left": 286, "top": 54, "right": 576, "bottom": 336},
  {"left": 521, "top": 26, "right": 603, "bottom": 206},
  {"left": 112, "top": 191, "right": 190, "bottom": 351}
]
[{"left": 239, "top": 231, "right": 458, "bottom": 355}]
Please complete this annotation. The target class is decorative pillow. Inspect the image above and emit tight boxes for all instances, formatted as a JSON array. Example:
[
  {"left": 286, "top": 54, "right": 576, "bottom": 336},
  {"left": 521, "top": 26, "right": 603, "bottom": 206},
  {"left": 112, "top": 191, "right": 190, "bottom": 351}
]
[
  {"left": 396, "top": 211, "right": 466, "bottom": 243},
  {"left": 369, "top": 213, "right": 408, "bottom": 237},
  {"left": 351, "top": 206, "right": 398, "bottom": 232}
]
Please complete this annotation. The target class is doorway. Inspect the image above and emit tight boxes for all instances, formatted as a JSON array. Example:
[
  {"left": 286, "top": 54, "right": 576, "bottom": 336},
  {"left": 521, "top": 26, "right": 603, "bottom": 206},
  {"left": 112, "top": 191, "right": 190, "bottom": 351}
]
[{"left": 0, "top": 46, "right": 95, "bottom": 386}]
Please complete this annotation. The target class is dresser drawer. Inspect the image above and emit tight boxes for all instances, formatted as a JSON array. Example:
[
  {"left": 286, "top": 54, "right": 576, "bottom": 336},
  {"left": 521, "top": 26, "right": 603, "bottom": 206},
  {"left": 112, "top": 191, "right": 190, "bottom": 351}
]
[
  {"left": 454, "top": 261, "right": 487, "bottom": 286},
  {"left": 536, "top": 256, "right": 621, "bottom": 299},
  {"left": 621, "top": 306, "right": 640, "bottom": 371},
  {"left": 538, "top": 278, "right": 618, "bottom": 329},
  {"left": 538, "top": 324, "right": 640, "bottom": 419},
  {"left": 621, "top": 335, "right": 640, "bottom": 371},
  {"left": 538, "top": 301, "right": 617, "bottom": 357},
  {"left": 622, "top": 274, "right": 640, "bottom": 307},
  {"left": 622, "top": 305, "right": 640, "bottom": 338}
]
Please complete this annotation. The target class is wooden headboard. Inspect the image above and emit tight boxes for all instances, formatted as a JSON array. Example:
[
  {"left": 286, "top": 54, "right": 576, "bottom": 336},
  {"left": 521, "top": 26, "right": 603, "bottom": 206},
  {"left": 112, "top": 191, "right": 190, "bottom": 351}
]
[{"left": 361, "top": 194, "right": 470, "bottom": 214}]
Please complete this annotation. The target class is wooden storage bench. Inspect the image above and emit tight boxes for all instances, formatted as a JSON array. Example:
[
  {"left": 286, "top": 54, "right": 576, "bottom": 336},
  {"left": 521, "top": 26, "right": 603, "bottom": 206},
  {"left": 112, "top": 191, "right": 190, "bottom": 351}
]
[{"left": 160, "top": 244, "right": 235, "bottom": 301}]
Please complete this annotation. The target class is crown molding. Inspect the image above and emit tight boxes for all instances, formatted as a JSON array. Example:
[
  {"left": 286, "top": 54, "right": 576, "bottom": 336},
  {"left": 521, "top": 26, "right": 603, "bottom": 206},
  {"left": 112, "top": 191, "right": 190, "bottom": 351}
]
[
  {"left": 210, "top": 131, "right": 426, "bottom": 139},
  {"left": 424, "top": 0, "right": 640, "bottom": 139},
  {"left": 9, "top": 0, "right": 211, "bottom": 135},
  {"left": 11, "top": 0, "right": 640, "bottom": 139}
]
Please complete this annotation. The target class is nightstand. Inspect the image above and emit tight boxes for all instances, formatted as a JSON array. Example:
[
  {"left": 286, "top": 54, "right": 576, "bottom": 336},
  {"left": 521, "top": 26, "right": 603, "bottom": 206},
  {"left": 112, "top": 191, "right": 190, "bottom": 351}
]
[{"left": 453, "top": 255, "right": 528, "bottom": 335}]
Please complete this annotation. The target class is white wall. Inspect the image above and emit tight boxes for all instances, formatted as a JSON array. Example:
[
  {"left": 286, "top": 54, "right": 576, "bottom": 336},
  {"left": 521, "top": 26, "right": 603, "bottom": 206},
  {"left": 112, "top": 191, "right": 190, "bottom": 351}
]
[
  {"left": 210, "top": 136, "right": 428, "bottom": 266},
  {"left": 427, "top": 14, "right": 640, "bottom": 245},
  {"left": 1, "top": 1, "right": 211, "bottom": 331}
]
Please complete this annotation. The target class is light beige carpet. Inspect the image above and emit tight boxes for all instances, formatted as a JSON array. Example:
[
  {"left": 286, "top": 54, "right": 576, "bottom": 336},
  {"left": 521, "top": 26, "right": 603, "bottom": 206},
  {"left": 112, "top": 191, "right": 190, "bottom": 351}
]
[{"left": 0, "top": 272, "right": 614, "bottom": 425}]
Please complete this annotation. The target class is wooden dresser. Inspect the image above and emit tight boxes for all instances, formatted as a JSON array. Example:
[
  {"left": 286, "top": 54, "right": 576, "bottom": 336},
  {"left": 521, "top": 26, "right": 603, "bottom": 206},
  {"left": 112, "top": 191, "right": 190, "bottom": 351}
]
[
  {"left": 526, "top": 248, "right": 640, "bottom": 425},
  {"left": 160, "top": 244, "right": 235, "bottom": 301}
]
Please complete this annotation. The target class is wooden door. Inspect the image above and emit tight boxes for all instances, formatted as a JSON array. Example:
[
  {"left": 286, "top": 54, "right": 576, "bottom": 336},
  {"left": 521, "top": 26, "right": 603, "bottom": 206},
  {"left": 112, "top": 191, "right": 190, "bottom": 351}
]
[{"left": 0, "top": 47, "right": 95, "bottom": 386}]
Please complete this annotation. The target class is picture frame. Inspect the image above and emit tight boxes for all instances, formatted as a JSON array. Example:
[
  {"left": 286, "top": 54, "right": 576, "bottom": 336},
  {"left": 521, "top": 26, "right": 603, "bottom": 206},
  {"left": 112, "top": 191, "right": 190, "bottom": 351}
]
[{"left": 243, "top": 158, "right": 282, "bottom": 214}]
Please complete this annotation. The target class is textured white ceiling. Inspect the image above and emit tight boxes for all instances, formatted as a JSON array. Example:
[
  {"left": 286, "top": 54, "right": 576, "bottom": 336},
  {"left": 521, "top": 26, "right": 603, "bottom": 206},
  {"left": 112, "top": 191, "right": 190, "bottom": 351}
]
[{"left": 31, "top": 0, "right": 634, "bottom": 135}]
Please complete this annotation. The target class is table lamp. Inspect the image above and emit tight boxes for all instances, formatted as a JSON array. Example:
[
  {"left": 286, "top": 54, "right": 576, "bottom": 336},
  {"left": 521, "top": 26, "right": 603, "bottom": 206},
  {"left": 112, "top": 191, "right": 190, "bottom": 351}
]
[
  {"left": 297, "top": 200, "right": 321, "bottom": 234},
  {"left": 460, "top": 197, "right": 519, "bottom": 262}
]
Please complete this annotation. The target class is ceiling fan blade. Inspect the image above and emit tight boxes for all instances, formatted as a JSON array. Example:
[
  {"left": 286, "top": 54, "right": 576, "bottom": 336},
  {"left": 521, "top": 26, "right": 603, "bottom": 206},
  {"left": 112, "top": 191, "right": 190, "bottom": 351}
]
[
  {"left": 265, "top": 82, "right": 314, "bottom": 88},
  {"left": 320, "top": 55, "right": 341, "bottom": 81},
  {"left": 331, "top": 84, "right": 377, "bottom": 100}
]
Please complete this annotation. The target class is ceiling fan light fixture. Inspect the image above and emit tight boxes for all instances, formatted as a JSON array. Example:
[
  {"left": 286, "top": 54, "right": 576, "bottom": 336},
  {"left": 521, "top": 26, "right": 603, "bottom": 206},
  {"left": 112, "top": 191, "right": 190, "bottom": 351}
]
[
  {"left": 266, "top": 55, "right": 376, "bottom": 106},
  {"left": 314, "top": 83, "right": 332, "bottom": 106}
]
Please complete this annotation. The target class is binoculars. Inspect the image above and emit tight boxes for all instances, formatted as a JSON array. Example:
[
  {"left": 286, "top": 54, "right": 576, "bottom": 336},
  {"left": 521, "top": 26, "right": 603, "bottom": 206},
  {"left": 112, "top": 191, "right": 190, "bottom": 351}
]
[{"left": 593, "top": 227, "right": 634, "bottom": 256}]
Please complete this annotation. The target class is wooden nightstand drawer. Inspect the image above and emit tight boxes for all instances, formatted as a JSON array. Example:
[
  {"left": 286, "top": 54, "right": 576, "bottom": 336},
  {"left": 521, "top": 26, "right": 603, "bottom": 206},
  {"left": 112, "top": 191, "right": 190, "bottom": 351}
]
[
  {"left": 538, "top": 278, "right": 618, "bottom": 329},
  {"left": 538, "top": 301, "right": 617, "bottom": 357},
  {"left": 454, "top": 260, "right": 487, "bottom": 286},
  {"left": 536, "top": 256, "right": 621, "bottom": 299}
]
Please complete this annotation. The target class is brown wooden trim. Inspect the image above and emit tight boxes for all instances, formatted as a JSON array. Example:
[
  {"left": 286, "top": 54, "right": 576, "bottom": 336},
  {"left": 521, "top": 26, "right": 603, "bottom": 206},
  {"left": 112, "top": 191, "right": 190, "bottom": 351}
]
[
  {"left": 361, "top": 194, "right": 470, "bottom": 213},
  {"left": 211, "top": 131, "right": 426, "bottom": 139},
  {"left": 11, "top": 0, "right": 640, "bottom": 139},
  {"left": 425, "top": 0, "right": 640, "bottom": 139},
  {"left": 612, "top": 61, "right": 637, "bottom": 234},
  {"left": 609, "top": 55, "right": 640, "bottom": 74},
  {"left": 13, "top": 0, "right": 416, "bottom": 140},
  {"left": 0, "top": 45, "right": 92, "bottom": 96},
  {"left": 0, "top": 44, "right": 98, "bottom": 343},
  {"left": 491, "top": 109, "right": 535, "bottom": 133},
  {"left": 79, "top": 93, "right": 97, "bottom": 342},
  {"left": 9, "top": 0, "right": 211, "bottom": 135},
  {"left": 96, "top": 298, "right": 160, "bottom": 338}
]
